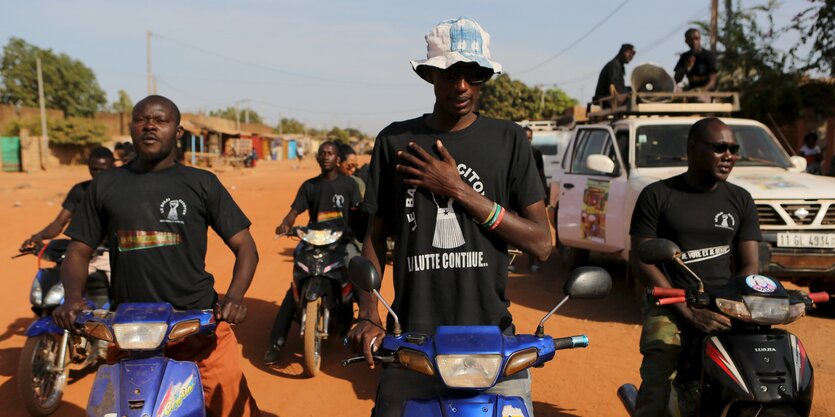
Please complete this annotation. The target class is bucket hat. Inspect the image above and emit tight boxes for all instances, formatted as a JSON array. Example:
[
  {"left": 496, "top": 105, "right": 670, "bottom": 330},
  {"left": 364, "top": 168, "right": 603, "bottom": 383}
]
[{"left": 410, "top": 17, "right": 503, "bottom": 83}]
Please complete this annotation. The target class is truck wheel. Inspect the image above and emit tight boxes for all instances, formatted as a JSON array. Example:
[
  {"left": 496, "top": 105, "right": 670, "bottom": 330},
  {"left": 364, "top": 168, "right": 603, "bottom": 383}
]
[
  {"left": 557, "top": 241, "right": 589, "bottom": 271},
  {"left": 809, "top": 281, "right": 835, "bottom": 316},
  {"left": 302, "top": 298, "right": 323, "bottom": 377}
]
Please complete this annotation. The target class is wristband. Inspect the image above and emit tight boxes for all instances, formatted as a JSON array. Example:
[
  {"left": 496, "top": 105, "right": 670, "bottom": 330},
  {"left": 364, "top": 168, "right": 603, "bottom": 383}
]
[
  {"left": 481, "top": 202, "right": 499, "bottom": 225},
  {"left": 487, "top": 206, "right": 506, "bottom": 231}
]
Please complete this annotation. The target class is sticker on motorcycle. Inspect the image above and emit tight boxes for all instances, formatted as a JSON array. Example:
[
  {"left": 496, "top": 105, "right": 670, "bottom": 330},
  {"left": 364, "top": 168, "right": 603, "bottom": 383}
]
[
  {"left": 745, "top": 275, "right": 777, "bottom": 293},
  {"left": 501, "top": 405, "right": 525, "bottom": 417},
  {"left": 155, "top": 374, "right": 196, "bottom": 417},
  {"left": 581, "top": 179, "right": 610, "bottom": 243}
]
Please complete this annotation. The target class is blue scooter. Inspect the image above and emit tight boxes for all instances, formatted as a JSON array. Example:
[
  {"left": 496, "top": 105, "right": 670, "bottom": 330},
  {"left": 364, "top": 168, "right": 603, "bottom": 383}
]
[
  {"left": 74, "top": 303, "right": 216, "bottom": 417},
  {"left": 343, "top": 257, "right": 612, "bottom": 417}
]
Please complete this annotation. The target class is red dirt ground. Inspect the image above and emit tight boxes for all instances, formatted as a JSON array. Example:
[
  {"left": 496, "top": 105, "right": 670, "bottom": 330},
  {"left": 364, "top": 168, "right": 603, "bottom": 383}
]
[{"left": 0, "top": 159, "right": 831, "bottom": 416}]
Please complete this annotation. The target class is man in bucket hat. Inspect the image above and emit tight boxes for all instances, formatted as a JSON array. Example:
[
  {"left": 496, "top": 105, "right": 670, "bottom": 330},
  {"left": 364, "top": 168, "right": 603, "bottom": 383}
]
[{"left": 347, "top": 17, "right": 552, "bottom": 417}]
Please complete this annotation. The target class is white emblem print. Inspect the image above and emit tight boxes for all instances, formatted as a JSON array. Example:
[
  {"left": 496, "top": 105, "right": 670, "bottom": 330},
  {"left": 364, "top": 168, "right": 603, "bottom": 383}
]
[
  {"left": 431, "top": 193, "right": 465, "bottom": 249},
  {"left": 159, "top": 198, "right": 187, "bottom": 224},
  {"left": 332, "top": 194, "right": 345, "bottom": 209},
  {"left": 714, "top": 212, "right": 735, "bottom": 230}
]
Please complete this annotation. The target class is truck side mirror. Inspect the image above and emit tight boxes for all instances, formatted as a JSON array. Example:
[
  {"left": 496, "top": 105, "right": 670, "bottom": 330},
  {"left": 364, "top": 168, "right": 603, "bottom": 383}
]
[
  {"left": 586, "top": 154, "right": 616, "bottom": 175},
  {"left": 637, "top": 239, "right": 681, "bottom": 264},
  {"left": 348, "top": 257, "right": 381, "bottom": 292},
  {"left": 564, "top": 267, "right": 612, "bottom": 299},
  {"left": 789, "top": 156, "right": 807, "bottom": 171}
]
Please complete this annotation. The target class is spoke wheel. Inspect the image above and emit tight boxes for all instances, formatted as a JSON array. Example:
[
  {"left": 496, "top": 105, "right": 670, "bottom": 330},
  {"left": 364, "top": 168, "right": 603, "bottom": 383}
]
[
  {"left": 302, "top": 298, "right": 324, "bottom": 377},
  {"left": 18, "top": 333, "right": 69, "bottom": 416}
]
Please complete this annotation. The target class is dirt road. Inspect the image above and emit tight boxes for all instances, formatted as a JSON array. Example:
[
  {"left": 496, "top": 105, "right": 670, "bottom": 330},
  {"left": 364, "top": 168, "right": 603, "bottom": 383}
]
[{"left": 0, "top": 160, "right": 831, "bottom": 416}]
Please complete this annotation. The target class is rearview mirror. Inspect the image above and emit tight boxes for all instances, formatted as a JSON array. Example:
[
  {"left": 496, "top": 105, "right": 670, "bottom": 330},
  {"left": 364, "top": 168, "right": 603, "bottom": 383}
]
[
  {"left": 564, "top": 267, "right": 612, "bottom": 299},
  {"left": 637, "top": 239, "right": 681, "bottom": 264},
  {"left": 586, "top": 154, "right": 616, "bottom": 175},
  {"left": 348, "top": 256, "right": 381, "bottom": 292}
]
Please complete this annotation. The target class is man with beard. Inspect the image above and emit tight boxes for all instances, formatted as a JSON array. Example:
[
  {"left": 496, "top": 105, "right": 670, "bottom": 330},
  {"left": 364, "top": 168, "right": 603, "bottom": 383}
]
[
  {"left": 54, "top": 95, "right": 261, "bottom": 416},
  {"left": 347, "top": 17, "right": 551, "bottom": 417},
  {"left": 630, "top": 118, "right": 760, "bottom": 417}
]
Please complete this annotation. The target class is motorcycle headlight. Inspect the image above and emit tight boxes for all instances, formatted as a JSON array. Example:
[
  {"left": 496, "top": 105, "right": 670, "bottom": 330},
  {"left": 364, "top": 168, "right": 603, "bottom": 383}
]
[
  {"left": 716, "top": 298, "right": 752, "bottom": 321},
  {"left": 30, "top": 278, "right": 43, "bottom": 306},
  {"left": 112, "top": 322, "right": 168, "bottom": 350},
  {"left": 43, "top": 282, "right": 65, "bottom": 306},
  {"left": 743, "top": 295, "right": 792, "bottom": 325},
  {"left": 302, "top": 229, "right": 343, "bottom": 246},
  {"left": 436, "top": 354, "right": 502, "bottom": 388}
]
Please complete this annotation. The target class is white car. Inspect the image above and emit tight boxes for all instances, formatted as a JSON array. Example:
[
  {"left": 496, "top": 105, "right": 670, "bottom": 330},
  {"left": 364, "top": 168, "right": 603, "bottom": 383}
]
[{"left": 554, "top": 113, "right": 835, "bottom": 296}]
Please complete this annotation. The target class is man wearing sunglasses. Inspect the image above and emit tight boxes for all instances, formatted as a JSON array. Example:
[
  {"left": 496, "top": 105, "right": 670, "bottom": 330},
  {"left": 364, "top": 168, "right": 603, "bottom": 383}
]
[
  {"left": 629, "top": 117, "right": 760, "bottom": 417},
  {"left": 347, "top": 17, "right": 551, "bottom": 417}
]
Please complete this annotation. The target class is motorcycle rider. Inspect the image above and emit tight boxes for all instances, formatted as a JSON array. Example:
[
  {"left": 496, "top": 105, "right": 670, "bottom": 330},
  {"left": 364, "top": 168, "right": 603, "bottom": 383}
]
[
  {"left": 347, "top": 17, "right": 551, "bottom": 417},
  {"left": 630, "top": 117, "right": 761, "bottom": 417},
  {"left": 53, "top": 95, "right": 261, "bottom": 416},
  {"left": 21, "top": 146, "right": 114, "bottom": 281},
  {"left": 264, "top": 141, "right": 362, "bottom": 365}
]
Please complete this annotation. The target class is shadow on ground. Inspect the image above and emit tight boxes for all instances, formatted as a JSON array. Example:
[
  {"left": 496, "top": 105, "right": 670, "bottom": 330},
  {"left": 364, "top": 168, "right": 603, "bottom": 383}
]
[{"left": 533, "top": 401, "right": 584, "bottom": 417}]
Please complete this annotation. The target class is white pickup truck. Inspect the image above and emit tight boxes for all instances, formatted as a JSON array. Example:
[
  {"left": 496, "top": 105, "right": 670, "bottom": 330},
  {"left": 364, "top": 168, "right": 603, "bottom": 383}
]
[{"left": 552, "top": 97, "right": 835, "bottom": 295}]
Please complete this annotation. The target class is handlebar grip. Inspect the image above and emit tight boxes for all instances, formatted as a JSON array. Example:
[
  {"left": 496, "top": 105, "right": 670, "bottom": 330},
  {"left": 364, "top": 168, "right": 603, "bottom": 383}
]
[
  {"left": 553, "top": 335, "right": 589, "bottom": 350},
  {"left": 651, "top": 287, "right": 685, "bottom": 298},
  {"left": 809, "top": 292, "right": 830, "bottom": 304},
  {"left": 656, "top": 296, "right": 686, "bottom": 306}
]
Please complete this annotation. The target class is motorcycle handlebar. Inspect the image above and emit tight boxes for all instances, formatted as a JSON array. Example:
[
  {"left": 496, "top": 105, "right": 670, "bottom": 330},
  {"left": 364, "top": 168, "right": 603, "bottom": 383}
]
[
  {"left": 809, "top": 292, "right": 830, "bottom": 304},
  {"left": 650, "top": 287, "right": 685, "bottom": 298},
  {"left": 341, "top": 355, "right": 395, "bottom": 367},
  {"left": 553, "top": 335, "right": 589, "bottom": 350}
]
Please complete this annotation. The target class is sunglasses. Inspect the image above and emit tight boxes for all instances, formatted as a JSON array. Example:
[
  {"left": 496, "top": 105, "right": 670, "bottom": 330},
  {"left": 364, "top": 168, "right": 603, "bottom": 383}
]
[
  {"left": 699, "top": 141, "right": 740, "bottom": 155},
  {"left": 441, "top": 66, "right": 493, "bottom": 85}
]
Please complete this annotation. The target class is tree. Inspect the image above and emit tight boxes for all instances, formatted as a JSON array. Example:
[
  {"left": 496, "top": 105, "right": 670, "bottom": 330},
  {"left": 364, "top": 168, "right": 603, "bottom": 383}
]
[
  {"left": 275, "top": 117, "right": 306, "bottom": 134},
  {"left": 6, "top": 117, "right": 108, "bottom": 146},
  {"left": 479, "top": 74, "right": 577, "bottom": 121},
  {"left": 209, "top": 106, "right": 263, "bottom": 124},
  {"left": 0, "top": 37, "right": 106, "bottom": 117},
  {"left": 790, "top": 0, "right": 835, "bottom": 76},
  {"left": 109, "top": 90, "right": 133, "bottom": 113}
]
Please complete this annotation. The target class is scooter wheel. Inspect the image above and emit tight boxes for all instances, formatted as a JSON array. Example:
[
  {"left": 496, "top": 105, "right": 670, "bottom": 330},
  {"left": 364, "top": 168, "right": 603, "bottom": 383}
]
[
  {"left": 303, "top": 298, "right": 324, "bottom": 377},
  {"left": 18, "top": 334, "right": 69, "bottom": 416}
]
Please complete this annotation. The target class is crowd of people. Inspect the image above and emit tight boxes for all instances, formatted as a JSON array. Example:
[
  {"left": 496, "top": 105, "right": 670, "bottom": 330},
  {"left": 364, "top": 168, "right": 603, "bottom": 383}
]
[{"left": 17, "top": 16, "right": 828, "bottom": 417}]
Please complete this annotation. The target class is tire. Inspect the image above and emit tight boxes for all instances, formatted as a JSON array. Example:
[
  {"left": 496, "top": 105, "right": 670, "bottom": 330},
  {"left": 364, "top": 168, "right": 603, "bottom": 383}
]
[
  {"left": 302, "top": 298, "right": 323, "bottom": 377},
  {"left": 557, "top": 240, "right": 589, "bottom": 271},
  {"left": 18, "top": 334, "right": 69, "bottom": 417}
]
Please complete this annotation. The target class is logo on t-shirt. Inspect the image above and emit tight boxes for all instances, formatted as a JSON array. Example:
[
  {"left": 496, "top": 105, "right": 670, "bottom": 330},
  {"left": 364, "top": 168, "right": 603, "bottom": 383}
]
[
  {"left": 680, "top": 245, "right": 731, "bottom": 264},
  {"left": 431, "top": 193, "right": 465, "bottom": 249},
  {"left": 713, "top": 212, "right": 735, "bottom": 230},
  {"left": 332, "top": 194, "right": 345, "bottom": 209},
  {"left": 160, "top": 198, "right": 188, "bottom": 224}
]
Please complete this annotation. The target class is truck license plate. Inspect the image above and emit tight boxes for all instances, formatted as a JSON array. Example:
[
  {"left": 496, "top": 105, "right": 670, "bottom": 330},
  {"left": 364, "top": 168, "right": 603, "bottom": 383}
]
[{"left": 777, "top": 233, "right": 835, "bottom": 248}]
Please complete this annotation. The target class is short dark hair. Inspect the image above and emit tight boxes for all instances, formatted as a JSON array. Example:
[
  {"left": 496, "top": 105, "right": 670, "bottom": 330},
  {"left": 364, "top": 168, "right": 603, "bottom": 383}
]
[
  {"left": 523, "top": 126, "right": 533, "bottom": 134},
  {"left": 685, "top": 28, "right": 700, "bottom": 39},
  {"left": 134, "top": 95, "right": 181, "bottom": 125},
  {"left": 338, "top": 142, "right": 356, "bottom": 161},
  {"left": 619, "top": 43, "right": 635, "bottom": 54},
  {"left": 89, "top": 146, "right": 114, "bottom": 162}
]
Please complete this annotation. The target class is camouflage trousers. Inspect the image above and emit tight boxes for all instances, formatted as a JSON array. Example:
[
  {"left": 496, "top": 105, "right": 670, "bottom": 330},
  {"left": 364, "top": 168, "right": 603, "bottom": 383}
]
[{"left": 634, "top": 306, "right": 701, "bottom": 417}]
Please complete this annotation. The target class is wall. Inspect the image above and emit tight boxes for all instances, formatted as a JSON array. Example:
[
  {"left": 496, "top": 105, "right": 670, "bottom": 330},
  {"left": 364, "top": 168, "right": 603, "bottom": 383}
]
[{"left": 0, "top": 104, "right": 64, "bottom": 135}]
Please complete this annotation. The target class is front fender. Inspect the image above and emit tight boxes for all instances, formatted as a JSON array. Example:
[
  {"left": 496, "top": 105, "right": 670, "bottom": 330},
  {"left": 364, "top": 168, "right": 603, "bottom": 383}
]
[
  {"left": 304, "top": 276, "right": 334, "bottom": 302},
  {"left": 25, "top": 316, "right": 64, "bottom": 337},
  {"left": 404, "top": 394, "right": 530, "bottom": 417}
]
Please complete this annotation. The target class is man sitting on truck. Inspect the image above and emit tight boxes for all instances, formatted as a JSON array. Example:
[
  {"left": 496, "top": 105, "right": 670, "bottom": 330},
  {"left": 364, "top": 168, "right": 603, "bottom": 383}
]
[
  {"left": 593, "top": 43, "right": 635, "bottom": 108},
  {"left": 630, "top": 117, "right": 760, "bottom": 417},
  {"left": 674, "top": 28, "right": 717, "bottom": 92}
]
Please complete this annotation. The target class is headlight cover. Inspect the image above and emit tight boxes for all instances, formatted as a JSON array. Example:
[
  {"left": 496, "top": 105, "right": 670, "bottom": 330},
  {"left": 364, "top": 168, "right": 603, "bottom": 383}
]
[
  {"left": 301, "top": 229, "right": 343, "bottom": 246},
  {"left": 436, "top": 354, "right": 502, "bottom": 388},
  {"left": 113, "top": 322, "right": 169, "bottom": 350},
  {"left": 43, "top": 282, "right": 65, "bottom": 307},
  {"left": 743, "top": 295, "right": 792, "bottom": 325}
]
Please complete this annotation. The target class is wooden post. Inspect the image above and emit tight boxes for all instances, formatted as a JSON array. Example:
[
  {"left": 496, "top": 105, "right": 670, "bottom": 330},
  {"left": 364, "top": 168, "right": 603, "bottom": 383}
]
[
  {"left": 36, "top": 57, "right": 47, "bottom": 170},
  {"left": 710, "top": 0, "right": 718, "bottom": 54}
]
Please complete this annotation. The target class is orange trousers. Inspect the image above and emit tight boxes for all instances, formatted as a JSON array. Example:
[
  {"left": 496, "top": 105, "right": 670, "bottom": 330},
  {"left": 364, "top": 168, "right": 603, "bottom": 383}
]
[{"left": 109, "top": 322, "right": 260, "bottom": 417}]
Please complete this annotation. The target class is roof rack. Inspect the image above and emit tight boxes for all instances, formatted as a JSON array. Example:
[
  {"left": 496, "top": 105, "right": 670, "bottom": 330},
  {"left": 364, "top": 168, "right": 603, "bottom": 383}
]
[
  {"left": 518, "top": 120, "right": 558, "bottom": 131},
  {"left": 587, "top": 91, "right": 740, "bottom": 122}
]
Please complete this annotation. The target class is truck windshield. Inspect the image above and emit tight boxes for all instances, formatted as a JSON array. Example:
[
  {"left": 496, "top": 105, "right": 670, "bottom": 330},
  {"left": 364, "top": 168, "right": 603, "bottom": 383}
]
[
  {"left": 635, "top": 124, "right": 792, "bottom": 168},
  {"left": 531, "top": 131, "right": 559, "bottom": 155}
]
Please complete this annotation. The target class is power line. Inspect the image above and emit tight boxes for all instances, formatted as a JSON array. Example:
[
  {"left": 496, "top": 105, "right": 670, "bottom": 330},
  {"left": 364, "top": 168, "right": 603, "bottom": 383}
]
[{"left": 514, "top": 0, "right": 633, "bottom": 75}]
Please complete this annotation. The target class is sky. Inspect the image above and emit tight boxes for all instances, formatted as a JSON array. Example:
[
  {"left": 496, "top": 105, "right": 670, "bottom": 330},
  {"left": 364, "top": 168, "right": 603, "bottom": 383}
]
[{"left": 0, "top": 0, "right": 810, "bottom": 135}]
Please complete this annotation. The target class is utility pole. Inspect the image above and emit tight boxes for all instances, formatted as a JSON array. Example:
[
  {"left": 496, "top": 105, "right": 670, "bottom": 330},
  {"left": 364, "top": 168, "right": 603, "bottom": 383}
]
[
  {"left": 235, "top": 107, "right": 240, "bottom": 131},
  {"left": 244, "top": 108, "right": 249, "bottom": 125},
  {"left": 36, "top": 57, "right": 48, "bottom": 170},
  {"left": 710, "top": 0, "right": 718, "bottom": 54},
  {"left": 146, "top": 31, "right": 153, "bottom": 95}
]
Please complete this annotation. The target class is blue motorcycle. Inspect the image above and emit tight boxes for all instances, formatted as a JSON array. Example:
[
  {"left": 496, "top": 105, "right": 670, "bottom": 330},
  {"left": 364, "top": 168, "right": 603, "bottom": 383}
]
[
  {"left": 73, "top": 303, "right": 216, "bottom": 417},
  {"left": 343, "top": 257, "right": 612, "bottom": 417},
  {"left": 14, "top": 239, "right": 110, "bottom": 416}
]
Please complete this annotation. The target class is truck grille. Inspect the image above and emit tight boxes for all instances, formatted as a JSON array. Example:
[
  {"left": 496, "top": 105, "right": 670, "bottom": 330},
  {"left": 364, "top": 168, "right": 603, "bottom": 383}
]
[
  {"left": 757, "top": 204, "right": 784, "bottom": 226},
  {"left": 825, "top": 205, "right": 835, "bottom": 225},
  {"left": 781, "top": 204, "right": 820, "bottom": 225}
]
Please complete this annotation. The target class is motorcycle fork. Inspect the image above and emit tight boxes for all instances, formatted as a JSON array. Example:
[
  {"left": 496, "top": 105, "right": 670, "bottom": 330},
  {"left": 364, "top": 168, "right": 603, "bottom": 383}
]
[
  {"left": 48, "top": 330, "right": 70, "bottom": 373},
  {"left": 300, "top": 299, "right": 330, "bottom": 339}
]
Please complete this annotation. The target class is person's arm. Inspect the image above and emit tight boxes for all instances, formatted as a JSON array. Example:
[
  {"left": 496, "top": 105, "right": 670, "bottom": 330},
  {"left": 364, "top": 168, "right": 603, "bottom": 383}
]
[
  {"left": 53, "top": 241, "right": 95, "bottom": 329},
  {"left": 276, "top": 209, "right": 300, "bottom": 235},
  {"left": 631, "top": 236, "right": 730, "bottom": 333},
  {"left": 396, "top": 141, "right": 551, "bottom": 261},
  {"left": 347, "top": 215, "right": 388, "bottom": 368},
  {"left": 674, "top": 54, "right": 694, "bottom": 83},
  {"left": 216, "top": 229, "right": 258, "bottom": 324},
  {"left": 735, "top": 240, "right": 759, "bottom": 276},
  {"left": 21, "top": 208, "right": 73, "bottom": 250},
  {"left": 705, "top": 72, "right": 718, "bottom": 91}
]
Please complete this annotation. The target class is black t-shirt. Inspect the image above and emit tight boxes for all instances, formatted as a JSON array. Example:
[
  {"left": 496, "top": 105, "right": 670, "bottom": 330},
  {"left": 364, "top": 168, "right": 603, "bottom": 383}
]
[
  {"left": 363, "top": 115, "right": 545, "bottom": 334},
  {"left": 674, "top": 49, "right": 717, "bottom": 89},
  {"left": 62, "top": 180, "right": 91, "bottom": 212},
  {"left": 594, "top": 57, "right": 625, "bottom": 100},
  {"left": 291, "top": 174, "right": 361, "bottom": 231},
  {"left": 66, "top": 163, "right": 251, "bottom": 310},
  {"left": 630, "top": 174, "right": 761, "bottom": 290}
]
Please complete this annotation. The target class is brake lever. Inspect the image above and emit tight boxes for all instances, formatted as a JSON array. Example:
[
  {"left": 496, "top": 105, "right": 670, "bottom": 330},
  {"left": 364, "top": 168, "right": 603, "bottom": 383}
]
[{"left": 341, "top": 355, "right": 395, "bottom": 367}]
